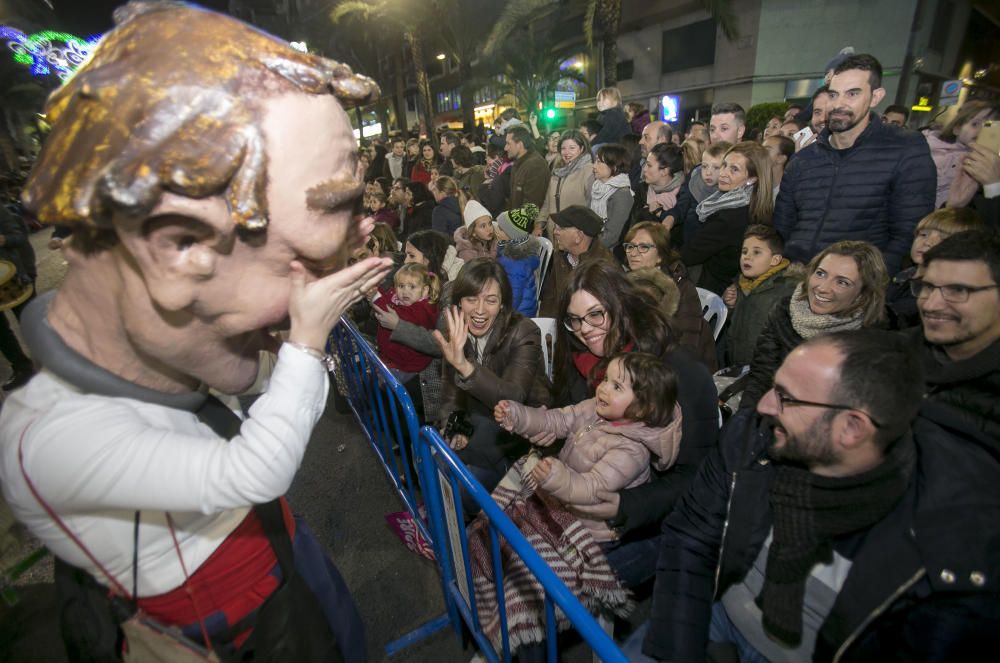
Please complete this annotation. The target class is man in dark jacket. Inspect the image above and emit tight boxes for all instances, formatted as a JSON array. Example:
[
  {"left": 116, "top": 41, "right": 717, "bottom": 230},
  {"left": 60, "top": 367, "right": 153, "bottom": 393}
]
[
  {"left": 632, "top": 329, "right": 1000, "bottom": 662},
  {"left": 537, "top": 206, "right": 615, "bottom": 317},
  {"left": 504, "top": 125, "right": 549, "bottom": 210},
  {"left": 773, "top": 54, "right": 936, "bottom": 274},
  {"left": 908, "top": 230, "right": 1000, "bottom": 440}
]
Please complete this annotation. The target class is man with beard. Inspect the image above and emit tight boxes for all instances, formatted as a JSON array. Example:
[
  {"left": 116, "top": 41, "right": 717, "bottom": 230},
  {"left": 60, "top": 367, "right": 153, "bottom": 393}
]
[
  {"left": 628, "top": 329, "right": 1000, "bottom": 662},
  {"left": 773, "top": 54, "right": 935, "bottom": 274}
]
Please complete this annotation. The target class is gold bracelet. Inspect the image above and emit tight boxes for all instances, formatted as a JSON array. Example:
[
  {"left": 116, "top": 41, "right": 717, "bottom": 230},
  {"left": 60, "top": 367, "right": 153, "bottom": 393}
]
[{"left": 285, "top": 342, "right": 335, "bottom": 372}]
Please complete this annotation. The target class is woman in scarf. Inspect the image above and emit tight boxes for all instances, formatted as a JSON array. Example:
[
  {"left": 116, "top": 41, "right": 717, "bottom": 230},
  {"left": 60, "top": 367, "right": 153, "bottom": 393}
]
[
  {"left": 740, "top": 240, "right": 889, "bottom": 409},
  {"left": 590, "top": 144, "right": 634, "bottom": 249},
  {"left": 536, "top": 130, "right": 594, "bottom": 234},
  {"left": 680, "top": 141, "right": 773, "bottom": 295}
]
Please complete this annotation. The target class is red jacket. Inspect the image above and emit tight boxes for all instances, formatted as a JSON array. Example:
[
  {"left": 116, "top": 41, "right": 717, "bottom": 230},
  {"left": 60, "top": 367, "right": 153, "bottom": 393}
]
[{"left": 375, "top": 288, "right": 438, "bottom": 373}]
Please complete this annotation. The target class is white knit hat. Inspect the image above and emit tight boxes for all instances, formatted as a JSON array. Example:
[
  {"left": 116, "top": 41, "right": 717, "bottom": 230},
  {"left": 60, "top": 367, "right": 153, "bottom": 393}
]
[{"left": 463, "top": 199, "right": 492, "bottom": 228}]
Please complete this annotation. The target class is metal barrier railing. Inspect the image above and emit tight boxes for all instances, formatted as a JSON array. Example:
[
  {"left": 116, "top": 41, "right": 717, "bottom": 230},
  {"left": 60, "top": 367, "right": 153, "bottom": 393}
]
[{"left": 329, "top": 317, "right": 627, "bottom": 662}]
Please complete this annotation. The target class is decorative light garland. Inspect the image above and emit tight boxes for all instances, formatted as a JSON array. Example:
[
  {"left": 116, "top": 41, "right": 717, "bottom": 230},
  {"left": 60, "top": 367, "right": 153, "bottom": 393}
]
[{"left": 2, "top": 26, "right": 102, "bottom": 80}]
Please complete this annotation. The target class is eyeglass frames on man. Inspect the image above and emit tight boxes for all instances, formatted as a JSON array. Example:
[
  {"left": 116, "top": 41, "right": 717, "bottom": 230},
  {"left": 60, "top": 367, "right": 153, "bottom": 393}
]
[
  {"left": 772, "top": 388, "right": 883, "bottom": 428},
  {"left": 909, "top": 277, "right": 999, "bottom": 303},
  {"left": 622, "top": 242, "right": 655, "bottom": 255},
  {"left": 563, "top": 309, "right": 607, "bottom": 332}
]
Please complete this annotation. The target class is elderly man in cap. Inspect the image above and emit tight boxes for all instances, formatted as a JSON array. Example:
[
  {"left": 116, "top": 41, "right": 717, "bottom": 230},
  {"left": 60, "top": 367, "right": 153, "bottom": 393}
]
[
  {"left": 538, "top": 205, "right": 616, "bottom": 317},
  {"left": 0, "top": 2, "right": 391, "bottom": 660}
]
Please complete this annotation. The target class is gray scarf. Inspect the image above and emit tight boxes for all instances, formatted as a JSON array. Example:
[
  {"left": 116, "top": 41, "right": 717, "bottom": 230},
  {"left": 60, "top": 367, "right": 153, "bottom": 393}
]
[
  {"left": 695, "top": 182, "right": 754, "bottom": 222},
  {"left": 787, "top": 283, "right": 865, "bottom": 339},
  {"left": 552, "top": 152, "right": 592, "bottom": 179},
  {"left": 590, "top": 174, "right": 632, "bottom": 221}
]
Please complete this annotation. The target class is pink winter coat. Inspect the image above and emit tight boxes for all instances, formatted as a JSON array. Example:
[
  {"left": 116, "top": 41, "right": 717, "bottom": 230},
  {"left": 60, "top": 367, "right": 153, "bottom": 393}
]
[
  {"left": 453, "top": 226, "right": 497, "bottom": 261},
  {"left": 500, "top": 399, "right": 683, "bottom": 541},
  {"left": 924, "top": 129, "right": 970, "bottom": 208}
]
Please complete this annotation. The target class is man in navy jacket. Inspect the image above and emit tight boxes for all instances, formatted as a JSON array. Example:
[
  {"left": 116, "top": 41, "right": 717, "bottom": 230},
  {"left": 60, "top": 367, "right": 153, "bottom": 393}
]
[{"left": 773, "top": 54, "right": 935, "bottom": 274}]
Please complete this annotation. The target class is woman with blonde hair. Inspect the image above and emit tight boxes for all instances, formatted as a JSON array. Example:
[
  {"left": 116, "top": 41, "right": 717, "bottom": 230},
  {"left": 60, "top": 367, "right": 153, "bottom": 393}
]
[
  {"left": 680, "top": 141, "right": 774, "bottom": 294},
  {"left": 591, "top": 87, "right": 631, "bottom": 147},
  {"left": 741, "top": 240, "right": 889, "bottom": 408},
  {"left": 429, "top": 176, "right": 467, "bottom": 235},
  {"left": 680, "top": 138, "right": 706, "bottom": 177}
]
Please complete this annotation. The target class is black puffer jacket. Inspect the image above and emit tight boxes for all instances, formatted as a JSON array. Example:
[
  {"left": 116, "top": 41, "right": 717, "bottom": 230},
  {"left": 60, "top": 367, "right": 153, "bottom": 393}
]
[
  {"left": 740, "top": 297, "right": 802, "bottom": 408},
  {"left": 644, "top": 405, "right": 1000, "bottom": 663},
  {"left": 906, "top": 328, "right": 1000, "bottom": 442},
  {"left": 773, "top": 113, "right": 935, "bottom": 275}
]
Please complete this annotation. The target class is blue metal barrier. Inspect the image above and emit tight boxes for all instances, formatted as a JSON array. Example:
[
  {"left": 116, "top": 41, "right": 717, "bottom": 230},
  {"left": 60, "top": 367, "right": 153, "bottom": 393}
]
[
  {"left": 416, "top": 425, "right": 628, "bottom": 663},
  {"left": 329, "top": 316, "right": 628, "bottom": 662}
]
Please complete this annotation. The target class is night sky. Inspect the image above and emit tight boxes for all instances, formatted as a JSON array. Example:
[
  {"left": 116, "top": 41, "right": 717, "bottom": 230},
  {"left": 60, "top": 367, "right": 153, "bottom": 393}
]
[{"left": 48, "top": 1, "right": 231, "bottom": 35}]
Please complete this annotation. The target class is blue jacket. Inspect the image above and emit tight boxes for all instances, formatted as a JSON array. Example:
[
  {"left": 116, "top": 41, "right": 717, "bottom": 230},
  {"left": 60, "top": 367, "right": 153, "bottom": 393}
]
[
  {"left": 773, "top": 113, "right": 935, "bottom": 274},
  {"left": 644, "top": 405, "right": 1000, "bottom": 662},
  {"left": 497, "top": 237, "right": 541, "bottom": 317}
]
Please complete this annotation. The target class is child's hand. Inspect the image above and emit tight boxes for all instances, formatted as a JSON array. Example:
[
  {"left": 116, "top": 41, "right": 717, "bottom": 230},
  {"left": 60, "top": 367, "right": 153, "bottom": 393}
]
[
  {"left": 723, "top": 284, "right": 738, "bottom": 308},
  {"left": 371, "top": 302, "right": 400, "bottom": 330},
  {"left": 530, "top": 457, "right": 554, "bottom": 485},
  {"left": 288, "top": 256, "right": 392, "bottom": 351},
  {"left": 448, "top": 433, "right": 469, "bottom": 451},
  {"left": 494, "top": 400, "right": 513, "bottom": 429}
]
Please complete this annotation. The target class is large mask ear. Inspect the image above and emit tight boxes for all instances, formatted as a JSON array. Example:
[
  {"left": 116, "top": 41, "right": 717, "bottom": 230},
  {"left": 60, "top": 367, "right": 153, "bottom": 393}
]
[{"left": 113, "top": 193, "right": 236, "bottom": 312}]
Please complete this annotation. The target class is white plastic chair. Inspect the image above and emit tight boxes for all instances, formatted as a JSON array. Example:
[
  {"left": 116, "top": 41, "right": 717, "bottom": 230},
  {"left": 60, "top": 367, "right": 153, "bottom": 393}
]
[
  {"left": 697, "top": 287, "right": 728, "bottom": 341},
  {"left": 534, "top": 236, "right": 554, "bottom": 315},
  {"left": 531, "top": 317, "right": 557, "bottom": 382}
]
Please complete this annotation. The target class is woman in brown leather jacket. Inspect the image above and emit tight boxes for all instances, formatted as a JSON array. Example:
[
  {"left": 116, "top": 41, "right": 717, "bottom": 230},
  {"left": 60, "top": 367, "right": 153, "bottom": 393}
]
[{"left": 433, "top": 258, "right": 552, "bottom": 499}]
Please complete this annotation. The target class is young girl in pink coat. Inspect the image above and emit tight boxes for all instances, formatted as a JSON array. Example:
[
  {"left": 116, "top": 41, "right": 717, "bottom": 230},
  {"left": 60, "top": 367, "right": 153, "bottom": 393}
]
[{"left": 494, "top": 352, "right": 682, "bottom": 542}]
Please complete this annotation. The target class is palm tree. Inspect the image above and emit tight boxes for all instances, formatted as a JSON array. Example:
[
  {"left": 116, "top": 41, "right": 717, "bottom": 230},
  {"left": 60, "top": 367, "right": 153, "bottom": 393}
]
[
  {"left": 330, "top": 0, "right": 435, "bottom": 135},
  {"left": 496, "top": 30, "right": 586, "bottom": 116},
  {"left": 485, "top": 0, "right": 739, "bottom": 87}
]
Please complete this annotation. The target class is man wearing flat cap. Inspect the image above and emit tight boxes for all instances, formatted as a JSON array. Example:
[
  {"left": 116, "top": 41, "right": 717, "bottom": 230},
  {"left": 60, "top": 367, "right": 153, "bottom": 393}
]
[
  {"left": 0, "top": 1, "right": 392, "bottom": 660},
  {"left": 538, "top": 205, "right": 616, "bottom": 317}
]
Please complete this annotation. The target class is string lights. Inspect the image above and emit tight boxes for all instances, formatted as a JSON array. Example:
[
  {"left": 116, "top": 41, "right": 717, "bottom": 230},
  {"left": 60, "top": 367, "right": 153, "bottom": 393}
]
[{"left": 1, "top": 26, "right": 102, "bottom": 80}]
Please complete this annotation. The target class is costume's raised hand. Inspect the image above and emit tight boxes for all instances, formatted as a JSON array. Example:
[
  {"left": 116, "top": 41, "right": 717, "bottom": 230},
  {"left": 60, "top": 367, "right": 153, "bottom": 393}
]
[
  {"left": 449, "top": 433, "right": 469, "bottom": 451},
  {"left": 432, "top": 306, "right": 474, "bottom": 377},
  {"left": 288, "top": 256, "right": 392, "bottom": 351}
]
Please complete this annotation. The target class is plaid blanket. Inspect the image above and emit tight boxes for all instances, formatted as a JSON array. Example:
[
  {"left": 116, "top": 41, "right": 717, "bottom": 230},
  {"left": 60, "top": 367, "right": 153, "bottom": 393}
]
[{"left": 466, "top": 455, "right": 632, "bottom": 654}]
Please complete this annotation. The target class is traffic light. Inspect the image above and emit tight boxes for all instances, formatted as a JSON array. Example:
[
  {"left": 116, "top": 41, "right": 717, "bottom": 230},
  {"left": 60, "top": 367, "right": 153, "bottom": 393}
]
[{"left": 545, "top": 107, "right": 556, "bottom": 120}]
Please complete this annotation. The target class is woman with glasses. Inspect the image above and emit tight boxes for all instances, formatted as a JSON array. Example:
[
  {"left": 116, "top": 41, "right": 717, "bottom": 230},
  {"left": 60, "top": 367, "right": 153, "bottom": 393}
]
[
  {"left": 741, "top": 240, "right": 889, "bottom": 409},
  {"left": 551, "top": 261, "right": 719, "bottom": 587},
  {"left": 433, "top": 259, "right": 551, "bottom": 503},
  {"left": 537, "top": 130, "right": 594, "bottom": 235},
  {"left": 544, "top": 130, "right": 562, "bottom": 170},
  {"left": 622, "top": 222, "right": 717, "bottom": 371}
]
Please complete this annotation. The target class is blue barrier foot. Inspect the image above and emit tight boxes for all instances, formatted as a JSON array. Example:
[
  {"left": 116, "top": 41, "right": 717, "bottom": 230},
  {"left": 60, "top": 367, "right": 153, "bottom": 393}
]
[{"left": 384, "top": 612, "right": 452, "bottom": 657}]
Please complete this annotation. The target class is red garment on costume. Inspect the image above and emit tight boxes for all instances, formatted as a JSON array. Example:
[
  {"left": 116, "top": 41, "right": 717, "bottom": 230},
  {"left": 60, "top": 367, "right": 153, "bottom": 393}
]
[
  {"left": 375, "top": 288, "right": 438, "bottom": 373},
  {"left": 137, "top": 499, "right": 296, "bottom": 647}
]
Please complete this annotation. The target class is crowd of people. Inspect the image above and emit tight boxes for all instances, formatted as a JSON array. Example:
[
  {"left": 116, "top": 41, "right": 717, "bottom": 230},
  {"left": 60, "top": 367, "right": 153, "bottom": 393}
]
[
  {"left": 343, "top": 49, "right": 1000, "bottom": 660},
  {"left": 0, "top": 3, "right": 997, "bottom": 660}
]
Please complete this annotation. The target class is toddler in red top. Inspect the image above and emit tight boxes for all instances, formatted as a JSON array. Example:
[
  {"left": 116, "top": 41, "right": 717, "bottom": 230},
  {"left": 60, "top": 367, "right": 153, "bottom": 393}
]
[{"left": 373, "top": 263, "right": 441, "bottom": 380}]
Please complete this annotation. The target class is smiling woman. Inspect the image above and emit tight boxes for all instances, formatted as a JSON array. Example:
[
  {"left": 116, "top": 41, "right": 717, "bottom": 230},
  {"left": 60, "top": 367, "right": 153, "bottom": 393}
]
[
  {"left": 740, "top": 240, "right": 888, "bottom": 409},
  {"left": 433, "top": 258, "right": 551, "bottom": 502}
]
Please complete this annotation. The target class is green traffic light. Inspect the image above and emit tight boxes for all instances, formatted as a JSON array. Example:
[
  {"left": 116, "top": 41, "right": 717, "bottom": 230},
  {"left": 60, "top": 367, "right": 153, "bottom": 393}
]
[{"left": 545, "top": 108, "right": 556, "bottom": 120}]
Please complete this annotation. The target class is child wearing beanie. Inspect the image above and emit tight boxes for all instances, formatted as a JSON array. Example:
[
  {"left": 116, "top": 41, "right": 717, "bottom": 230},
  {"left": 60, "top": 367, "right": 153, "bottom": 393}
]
[
  {"left": 496, "top": 203, "right": 543, "bottom": 316},
  {"left": 454, "top": 199, "right": 498, "bottom": 261}
]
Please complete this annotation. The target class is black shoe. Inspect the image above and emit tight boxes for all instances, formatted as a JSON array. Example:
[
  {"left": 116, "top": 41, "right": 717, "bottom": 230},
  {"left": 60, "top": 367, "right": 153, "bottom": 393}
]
[{"left": 2, "top": 369, "right": 35, "bottom": 392}]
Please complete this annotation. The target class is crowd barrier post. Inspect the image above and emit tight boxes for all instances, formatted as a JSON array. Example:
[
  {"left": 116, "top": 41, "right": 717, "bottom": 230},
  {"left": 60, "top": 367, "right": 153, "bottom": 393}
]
[
  {"left": 416, "top": 425, "right": 629, "bottom": 663},
  {"left": 329, "top": 317, "right": 628, "bottom": 662}
]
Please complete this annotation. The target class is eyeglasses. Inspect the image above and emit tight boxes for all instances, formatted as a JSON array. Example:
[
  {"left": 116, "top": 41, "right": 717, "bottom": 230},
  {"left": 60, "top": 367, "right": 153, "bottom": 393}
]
[
  {"left": 909, "top": 277, "right": 999, "bottom": 304},
  {"left": 563, "top": 309, "right": 607, "bottom": 332},
  {"left": 622, "top": 242, "right": 655, "bottom": 255},
  {"left": 772, "top": 388, "right": 882, "bottom": 428}
]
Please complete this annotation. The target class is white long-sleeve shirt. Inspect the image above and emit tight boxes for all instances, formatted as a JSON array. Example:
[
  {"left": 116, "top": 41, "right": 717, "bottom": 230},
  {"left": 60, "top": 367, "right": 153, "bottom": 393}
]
[{"left": 0, "top": 345, "right": 327, "bottom": 596}]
